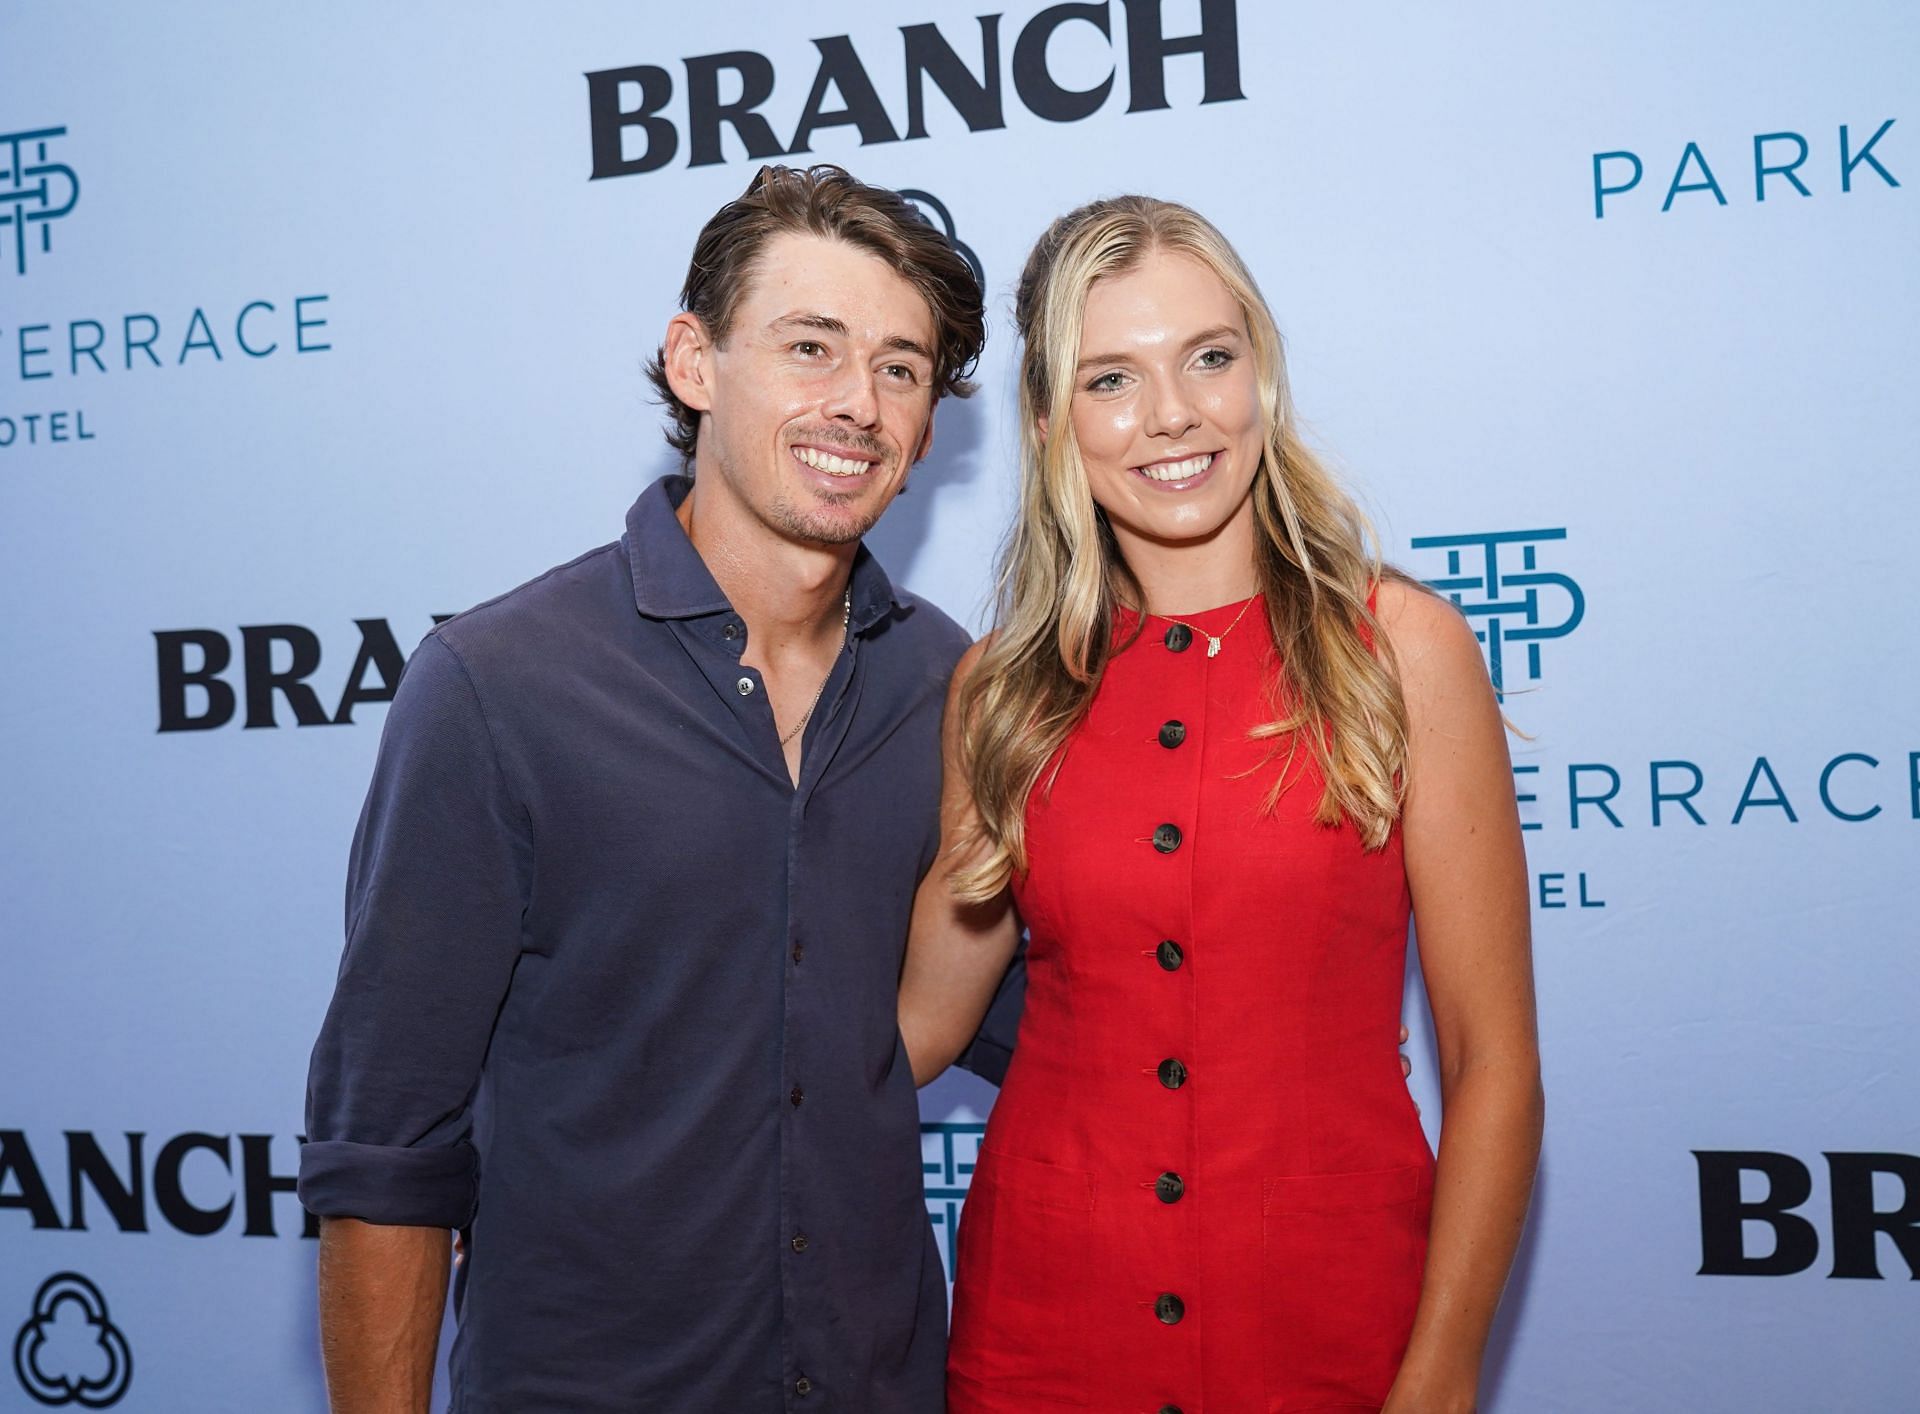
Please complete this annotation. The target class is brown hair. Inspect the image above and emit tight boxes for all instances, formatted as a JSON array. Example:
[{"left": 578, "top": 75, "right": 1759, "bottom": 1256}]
[{"left": 645, "top": 164, "right": 986, "bottom": 459}]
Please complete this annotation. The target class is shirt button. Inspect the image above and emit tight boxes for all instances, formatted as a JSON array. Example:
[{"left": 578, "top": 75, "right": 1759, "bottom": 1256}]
[
  {"left": 723, "top": 622, "right": 741, "bottom": 640},
  {"left": 1155, "top": 1292, "right": 1186, "bottom": 1325},
  {"left": 1157, "top": 1058, "right": 1189, "bottom": 1090},
  {"left": 791, "top": 942, "right": 804, "bottom": 963},
  {"left": 795, "top": 1375, "right": 813, "bottom": 1397},
  {"left": 789, "top": 1086, "right": 804, "bottom": 1107},
  {"left": 1156, "top": 1171, "right": 1185, "bottom": 1203},
  {"left": 736, "top": 676, "right": 755, "bottom": 696},
  {"left": 1155, "top": 939, "right": 1185, "bottom": 971},
  {"left": 1158, "top": 719, "right": 1186, "bottom": 748},
  {"left": 1160, "top": 1405, "right": 1185, "bottom": 1414},
  {"left": 1164, "top": 624, "right": 1193, "bottom": 652},
  {"left": 1152, "top": 823, "right": 1182, "bottom": 853},
  {"left": 791, "top": 1233, "right": 809, "bottom": 1253}
]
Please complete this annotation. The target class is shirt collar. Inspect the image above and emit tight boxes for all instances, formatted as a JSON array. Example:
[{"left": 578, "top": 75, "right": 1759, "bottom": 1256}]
[{"left": 623, "top": 474, "right": 902, "bottom": 634}]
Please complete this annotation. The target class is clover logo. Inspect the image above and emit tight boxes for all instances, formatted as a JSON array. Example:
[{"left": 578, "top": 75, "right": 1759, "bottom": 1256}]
[
  {"left": 897, "top": 188, "right": 984, "bottom": 292},
  {"left": 12, "top": 1273, "right": 132, "bottom": 1408}
]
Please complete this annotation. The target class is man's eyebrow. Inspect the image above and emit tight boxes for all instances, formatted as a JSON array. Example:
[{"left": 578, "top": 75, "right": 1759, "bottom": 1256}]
[
  {"left": 772, "top": 312, "right": 848, "bottom": 337},
  {"left": 1076, "top": 325, "right": 1243, "bottom": 372},
  {"left": 882, "top": 334, "right": 935, "bottom": 363},
  {"left": 773, "top": 313, "right": 933, "bottom": 364}
]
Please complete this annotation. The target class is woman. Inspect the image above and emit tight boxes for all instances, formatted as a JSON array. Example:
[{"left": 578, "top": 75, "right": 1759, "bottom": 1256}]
[{"left": 899, "top": 197, "right": 1542, "bottom": 1414}]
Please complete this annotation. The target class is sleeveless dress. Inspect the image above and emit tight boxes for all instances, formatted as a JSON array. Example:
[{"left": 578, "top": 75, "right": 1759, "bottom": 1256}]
[{"left": 947, "top": 597, "right": 1433, "bottom": 1414}]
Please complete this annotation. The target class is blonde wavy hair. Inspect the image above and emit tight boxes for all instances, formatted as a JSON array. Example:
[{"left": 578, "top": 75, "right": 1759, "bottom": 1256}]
[{"left": 954, "top": 196, "right": 1411, "bottom": 901}]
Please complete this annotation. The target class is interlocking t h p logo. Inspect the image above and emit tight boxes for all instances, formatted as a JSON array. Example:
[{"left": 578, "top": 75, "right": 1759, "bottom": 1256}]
[
  {"left": 1412, "top": 530, "right": 1585, "bottom": 700},
  {"left": 1, "top": 127, "right": 80, "bottom": 276}
]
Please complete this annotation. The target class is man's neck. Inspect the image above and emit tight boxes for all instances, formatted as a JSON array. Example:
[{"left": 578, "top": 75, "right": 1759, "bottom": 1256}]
[{"left": 676, "top": 478, "right": 854, "bottom": 655}]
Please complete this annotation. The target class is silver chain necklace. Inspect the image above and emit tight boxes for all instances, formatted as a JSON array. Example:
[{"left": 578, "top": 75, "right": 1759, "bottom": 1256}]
[{"left": 776, "top": 588, "right": 853, "bottom": 746}]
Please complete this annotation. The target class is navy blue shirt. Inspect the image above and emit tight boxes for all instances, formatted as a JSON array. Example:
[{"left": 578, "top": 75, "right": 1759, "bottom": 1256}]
[{"left": 300, "top": 476, "right": 980, "bottom": 1411}]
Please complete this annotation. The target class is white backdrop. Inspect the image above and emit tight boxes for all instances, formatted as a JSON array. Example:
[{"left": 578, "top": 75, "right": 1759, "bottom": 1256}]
[{"left": 3, "top": 2, "right": 1916, "bottom": 1409}]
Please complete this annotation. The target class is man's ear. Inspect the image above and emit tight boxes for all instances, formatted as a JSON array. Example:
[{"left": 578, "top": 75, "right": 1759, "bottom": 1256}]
[
  {"left": 913, "top": 408, "right": 937, "bottom": 465},
  {"left": 661, "top": 313, "right": 715, "bottom": 413}
]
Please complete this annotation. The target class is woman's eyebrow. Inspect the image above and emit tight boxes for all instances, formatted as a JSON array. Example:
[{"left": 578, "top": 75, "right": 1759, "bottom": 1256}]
[{"left": 1076, "top": 325, "right": 1241, "bottom": 372}]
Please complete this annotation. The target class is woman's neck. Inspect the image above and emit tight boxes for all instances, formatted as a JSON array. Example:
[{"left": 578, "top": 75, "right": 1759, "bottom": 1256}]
[{"left": 1111, "top": 500, "right": 1260, "bottom": 618}]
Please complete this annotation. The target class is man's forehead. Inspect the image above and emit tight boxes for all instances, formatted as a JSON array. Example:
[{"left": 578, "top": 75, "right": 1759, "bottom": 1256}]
[{"left": 734, "top": 232, "right": 937, "bottom": 343}]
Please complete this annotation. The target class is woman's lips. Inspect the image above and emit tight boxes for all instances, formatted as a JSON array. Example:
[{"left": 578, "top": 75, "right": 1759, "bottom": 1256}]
[{"left": 1130, "top": 450, "right": 1220, "bottom": 488}]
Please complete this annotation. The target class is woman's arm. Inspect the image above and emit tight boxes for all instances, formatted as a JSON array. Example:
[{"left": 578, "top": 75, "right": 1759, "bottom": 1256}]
[
  {"left": 898, "top": 639, "right": 1022, "bottom": 1086},
  {"left": 1378, "top": 582, "right": 1545, "bottom": 1414}
]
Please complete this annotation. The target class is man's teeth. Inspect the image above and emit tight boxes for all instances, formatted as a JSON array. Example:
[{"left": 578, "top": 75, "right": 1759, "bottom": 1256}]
[
  {"left": 794, "top": 446, "right": 873, "bottom": 477},
  {"left": 1138, "top": 453, "right": 1214, "bottom": 482}
]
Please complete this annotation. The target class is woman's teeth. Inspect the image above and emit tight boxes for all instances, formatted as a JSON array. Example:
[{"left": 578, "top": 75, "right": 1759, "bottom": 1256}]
[
  {"left": 794, "top": 446, "right": 873, "bottom": 477},
  {"left": 1138, "top": 453, "right": 1214, "bottom": 482}
]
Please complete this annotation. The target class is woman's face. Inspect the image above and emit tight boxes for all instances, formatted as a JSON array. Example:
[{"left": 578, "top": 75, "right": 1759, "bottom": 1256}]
[{"left": 1064, "top": 248, "right": 1266, "bottom": 559}]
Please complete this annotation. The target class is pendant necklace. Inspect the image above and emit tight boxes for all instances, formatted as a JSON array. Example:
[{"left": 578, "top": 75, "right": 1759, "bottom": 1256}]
[{"left": 1152, "top": 594, "right": 1259, "bottom": 658}]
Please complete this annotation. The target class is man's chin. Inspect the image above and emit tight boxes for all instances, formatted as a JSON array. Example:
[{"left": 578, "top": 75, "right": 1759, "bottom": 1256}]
[{"left": 771, "top": 499, "right": 880, "bottom": 548}]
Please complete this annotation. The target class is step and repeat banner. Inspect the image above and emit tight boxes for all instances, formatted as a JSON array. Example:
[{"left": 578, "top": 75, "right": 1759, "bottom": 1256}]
[{"left": 3, "top": 2, "right": 1914, "bottom": 1409}]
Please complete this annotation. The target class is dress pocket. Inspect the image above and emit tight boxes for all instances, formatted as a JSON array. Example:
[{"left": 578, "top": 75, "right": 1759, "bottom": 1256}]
[
  {"left": 948, "top": 1148, "right": 1096, "bottom": 1411},
  {"left": 1259, "top": 1163, "right": 1430, "bottom": 1412}
]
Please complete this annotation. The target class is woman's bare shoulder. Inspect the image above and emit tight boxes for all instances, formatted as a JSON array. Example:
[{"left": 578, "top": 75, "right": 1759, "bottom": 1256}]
[{"left": 1373, "top": 575, "right": 1492, "bottom": 699}]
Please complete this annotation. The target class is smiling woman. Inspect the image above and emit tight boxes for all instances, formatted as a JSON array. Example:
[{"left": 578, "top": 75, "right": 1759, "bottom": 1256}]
[{"left": 897, "top": 197, "right": 1543, "bottom": 1414}]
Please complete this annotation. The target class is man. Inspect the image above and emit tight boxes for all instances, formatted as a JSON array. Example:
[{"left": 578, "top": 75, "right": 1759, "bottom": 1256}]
[{"left": 299, "top": 164, "right": 1002, "bottom": 1411}]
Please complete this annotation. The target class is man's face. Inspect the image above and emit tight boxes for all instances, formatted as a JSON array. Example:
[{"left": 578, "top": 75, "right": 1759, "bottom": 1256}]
[{"left": 691, "top": 232, "right": 940, "bottom": 547}]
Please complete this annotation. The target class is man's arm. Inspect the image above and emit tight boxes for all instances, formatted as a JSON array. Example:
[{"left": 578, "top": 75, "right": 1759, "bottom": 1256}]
[
  {"left": 316, "top": 1219, "right": 451, "bottom": 1413},
  {"left": 300, "top": 632, "right": 531, "bottom": 1410}
]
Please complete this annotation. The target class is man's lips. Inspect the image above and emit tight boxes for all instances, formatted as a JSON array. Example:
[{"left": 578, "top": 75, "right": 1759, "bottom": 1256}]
[{"left": 792, "top": 444, "right": 881, "bottom": 478}]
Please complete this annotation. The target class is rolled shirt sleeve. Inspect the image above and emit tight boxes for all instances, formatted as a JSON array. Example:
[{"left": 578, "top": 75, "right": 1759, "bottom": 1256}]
[{"left": 300, "top": 632, "right": 532, "bottom": 1228}]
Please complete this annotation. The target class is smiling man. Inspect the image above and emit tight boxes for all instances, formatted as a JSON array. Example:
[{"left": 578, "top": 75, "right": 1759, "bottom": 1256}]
[{"left": 298, "top": 165, "right": 992, "bottom": 1412}]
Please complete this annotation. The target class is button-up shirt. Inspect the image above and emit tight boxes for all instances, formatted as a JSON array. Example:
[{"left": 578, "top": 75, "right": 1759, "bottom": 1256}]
[{"left": 300, "top": 475, "right": 977, "bottom": 1411}]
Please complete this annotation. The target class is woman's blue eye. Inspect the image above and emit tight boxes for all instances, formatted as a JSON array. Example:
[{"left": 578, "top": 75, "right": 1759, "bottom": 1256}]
[
  {"left": 1196, "top": 348, "right": 1233, "bottom": 368},
  {"left": 1087, "top": 372, "right": 1125, "bottom": 392}
]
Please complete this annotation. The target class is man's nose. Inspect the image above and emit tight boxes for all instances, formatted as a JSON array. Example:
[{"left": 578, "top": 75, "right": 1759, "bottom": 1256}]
[{"left": 824, "top": 364, "right": 880, "bottom": 428}]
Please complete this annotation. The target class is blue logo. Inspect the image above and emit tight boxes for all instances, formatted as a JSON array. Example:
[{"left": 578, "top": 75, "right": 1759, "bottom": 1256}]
[
  {"left": 922, "top": 1121, "right": 985, "bottom": 1281},
  {"left": 12, "top": 1273, "right": 132, "bottom": 1408},
  {"left": 1, "top": 127, "right": 80, "bottom": 277},
  {"left": 1412, "top": 529, "right": 1585, "bottom": 699}
]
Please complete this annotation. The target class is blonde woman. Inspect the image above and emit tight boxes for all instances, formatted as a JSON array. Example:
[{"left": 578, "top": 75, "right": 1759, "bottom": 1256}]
[{"left": 899, "top": 198, "right": 1542, "bottom": 1414}]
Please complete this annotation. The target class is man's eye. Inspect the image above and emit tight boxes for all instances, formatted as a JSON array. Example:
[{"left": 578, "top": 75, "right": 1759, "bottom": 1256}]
[{"left": 793, "top": 341, "right": 824, "bottom": 357}]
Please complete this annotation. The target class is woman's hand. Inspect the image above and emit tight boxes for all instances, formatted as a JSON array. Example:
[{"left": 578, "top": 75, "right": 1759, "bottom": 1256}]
[{"left": 1380, "top": 1360, "right": 1479, "bottom": 1414}]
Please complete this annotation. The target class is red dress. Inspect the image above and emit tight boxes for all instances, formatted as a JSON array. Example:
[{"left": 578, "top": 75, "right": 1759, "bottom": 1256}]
[{"left": 948, "top": 598, "right": 1433, "bottom": 1413}]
